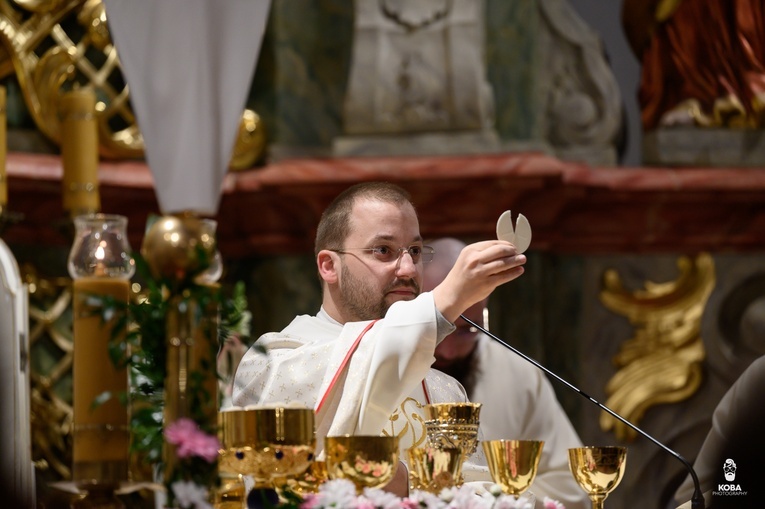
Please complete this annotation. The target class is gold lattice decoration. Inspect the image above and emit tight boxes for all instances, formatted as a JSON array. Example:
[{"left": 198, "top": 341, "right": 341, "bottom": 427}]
[
  {"left": 0, "top": 0, "right": 264, "bottom": 168},
  {"left": 598, "top": 253, "right": 716, "bottom": 441},
  {"left": 23, "top": 263, "right": 74, "bottom": 481}
]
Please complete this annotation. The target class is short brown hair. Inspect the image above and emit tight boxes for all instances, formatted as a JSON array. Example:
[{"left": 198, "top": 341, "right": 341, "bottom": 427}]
[{"left": 314, "top": 181, "right": 414, "bottom": 256}]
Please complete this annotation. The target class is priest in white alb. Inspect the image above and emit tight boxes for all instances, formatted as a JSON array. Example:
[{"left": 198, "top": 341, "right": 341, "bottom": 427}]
[{"left": 233, "top": 181, "right": 527, "bottom": 496}]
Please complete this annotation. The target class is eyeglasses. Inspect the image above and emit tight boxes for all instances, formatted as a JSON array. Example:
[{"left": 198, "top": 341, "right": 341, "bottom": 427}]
[{"left": 330, "top": 245, "right": 435, "bottom": 264}]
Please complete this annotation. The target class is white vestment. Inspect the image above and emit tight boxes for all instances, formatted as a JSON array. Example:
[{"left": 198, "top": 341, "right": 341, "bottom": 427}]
[
  {"left": 467, "top": 335, "right": 589, "bottom": 509},
  {"left": 232, "top": 292, "right": 492, "bottom": 483}
]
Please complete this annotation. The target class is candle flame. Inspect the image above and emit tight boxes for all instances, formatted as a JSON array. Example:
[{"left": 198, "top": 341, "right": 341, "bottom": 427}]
[{"left": 95, "top": 241, "right": 106, "bottom": 261}]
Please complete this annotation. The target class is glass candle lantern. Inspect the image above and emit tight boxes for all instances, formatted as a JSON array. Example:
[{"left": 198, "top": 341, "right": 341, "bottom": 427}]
[{"left": 68, "top": 214, "right": 135, "bottom": 492}]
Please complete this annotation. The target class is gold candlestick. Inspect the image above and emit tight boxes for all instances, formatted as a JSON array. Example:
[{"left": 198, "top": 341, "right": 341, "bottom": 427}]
[
  {"left": 60, "top": 88, "right": 100, "bottom": 218},
  {"left": 141, "top": 212, "right": 221, "bottom": 491},
  {"left": 68, "top": 214, "right": 135, "bottom": 506}
]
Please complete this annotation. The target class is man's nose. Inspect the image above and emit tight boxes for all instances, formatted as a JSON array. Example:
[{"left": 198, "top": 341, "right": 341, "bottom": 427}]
[{"left": 395, "top": 250, "right": 418, "bottom": 277}]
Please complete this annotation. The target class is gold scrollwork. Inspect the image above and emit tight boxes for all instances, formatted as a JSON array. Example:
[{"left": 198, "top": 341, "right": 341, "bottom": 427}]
[
  {"left": 0, "top": 0, "right": 265, "bottom": 166},
  {"left": 383, "top": 397, "right": 429, "bottom": 449},
  {"left": 598, "top": 253, "right": 716, "bottom": 441}
]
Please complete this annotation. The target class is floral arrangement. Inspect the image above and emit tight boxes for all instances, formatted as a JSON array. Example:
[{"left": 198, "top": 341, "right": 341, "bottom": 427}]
[
  {"left": 99, "top": 251, "right": 252, "bottom": 507},
  {"left": 298, "top": 479, "right": 566, "bottom": 509},
  {"left": 164, "top": 417, "right": 222, "bottom": 509}
]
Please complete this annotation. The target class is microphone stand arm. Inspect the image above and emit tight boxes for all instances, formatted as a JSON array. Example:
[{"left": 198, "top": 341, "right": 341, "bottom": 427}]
[{"left": 459, "top": 314, "right": 705, "bottom": 509}]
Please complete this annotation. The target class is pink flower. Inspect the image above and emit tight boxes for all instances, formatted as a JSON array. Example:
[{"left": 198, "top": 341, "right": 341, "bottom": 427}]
[
  {"left": 164, "top": 418, "right": 221, "bottom": 463},
  {"left": 300, "top": 493, "right": 319, "bottom": 509},
  {"left": 543, "top": 497, "right": 566, "bottom": 509},
  {"left": 399, "top": 499, "right": 421, "bottom": 509}
]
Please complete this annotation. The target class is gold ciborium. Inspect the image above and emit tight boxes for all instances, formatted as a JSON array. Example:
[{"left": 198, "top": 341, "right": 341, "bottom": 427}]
[
  {"left": 407, "top": 446, "right": 464, "bottom": 493},
  {"left": 482, "top": 440, "right": 544, "bottom": 499},
  {"left": 568, "top": 446, "right": 627, "bottom": 509},
  {"left": 218, "top": 407, "right": 316, "bottom": 492},
  {"left": 325, "top": 435, "right": 399, "bottom": 494},
  {"left": 424, "top": 402, "right": 481, "bottom": 456}
]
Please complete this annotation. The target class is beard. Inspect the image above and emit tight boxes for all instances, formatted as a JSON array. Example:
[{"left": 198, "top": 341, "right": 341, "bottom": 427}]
[
  {"left": 339, "top": 263, "right": 420, "bottom": 321},
  {"left": 437, "top": 344, "right": 480, "bottom": 398}
]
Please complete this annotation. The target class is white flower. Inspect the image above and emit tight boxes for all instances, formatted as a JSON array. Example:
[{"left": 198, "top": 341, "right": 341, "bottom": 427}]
[
  {"left": 488, "top": 485, "right": 504, "bottom": 497},
  {"left": 171, "top": 480, "right": 213, "bottom": 509},
  {"left": 313, "top": 478, "right": 358, "bottom": 507},
  {"left": 302, "top": 479, "right": 565, "bottom": 509},
  {"left": 406, "top": 488, "right": 444, "bottom": 509},
  {"left": 363, "top": 487, "right": 402, "bottom": 509},
  {"left": 439, "top": 487, "right": 456, "bottom": 504},
  {"left": 453, "top": 486, "right": 489, "bottom": 509}
]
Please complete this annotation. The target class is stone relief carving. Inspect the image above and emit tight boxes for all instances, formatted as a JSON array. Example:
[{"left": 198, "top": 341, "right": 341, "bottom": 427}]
[
  {"left": 536, "top": 0, "right": 623, "bottom": 165},
  {"left": 335, "top": 0, "right": 500, "bottom": 157},
  {"left": 335, "top": 0, "right": 623, "bottom": 164}
]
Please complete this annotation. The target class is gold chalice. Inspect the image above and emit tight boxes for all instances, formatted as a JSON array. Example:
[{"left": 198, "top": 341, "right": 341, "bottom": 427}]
[
  {"left": 424, "top": 402, "right": 481, "bottom": 456},
  {"left": 213, "top": 472, "right": 246, "bottom": 509},
  {"left": 325, "top": 435, "right": 399, "bottom": 494},
  {"left": 280, "top": 460, "right": 328, "bottom": 496},
  {"left": 482, "top": 440, "right": 544, "bottom": 499},
  {"left": 218, "top": 407, "right": 316, "bottom": 492},
  {"left": 407, "top": 446, "right": 464, "bottom": 493},
  {"left": 568, "top": 446, "right": 627, "bottom": 509}
]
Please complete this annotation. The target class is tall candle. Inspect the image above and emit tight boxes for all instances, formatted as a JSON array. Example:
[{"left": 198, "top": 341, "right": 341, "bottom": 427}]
[
  {"left": 72, "top": 276, "right": 130, "bottom": 482},
  {"left": 60, "top": 88, "right": 100, "bottom": 217},
  {"left": 0, "top": 85, "right": 6, "bottom": 209}
]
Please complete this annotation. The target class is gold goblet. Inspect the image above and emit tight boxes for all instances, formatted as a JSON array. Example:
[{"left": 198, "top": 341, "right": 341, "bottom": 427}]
[
  {"left": 424, "top": 402, "right": 481, "bottom": 456},
  {"left": 280, "top": 460, "right": 328, "bottom": 496},
  {"left": 482, "top": 440, "right": 544, "bottom": 499},
  {"left": 218, "top": 407, "right": 316, "bottom": 492},
  {"left": 568, "top": 446, "right": 627, "bottom": 509},
  {"left": 213, "top": 472, "right": 246, "bottom": 509},
  {"left": 407, "top": 446, "right": 464, "bottom": 493},
  {"left": 325, "top": 435, "right": 399, "bottom": 494}
]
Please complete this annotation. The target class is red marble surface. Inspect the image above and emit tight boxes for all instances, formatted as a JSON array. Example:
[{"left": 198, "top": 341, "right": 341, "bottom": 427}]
[{"left": 4, "top": 151, "right": 765, "bottom": 258}]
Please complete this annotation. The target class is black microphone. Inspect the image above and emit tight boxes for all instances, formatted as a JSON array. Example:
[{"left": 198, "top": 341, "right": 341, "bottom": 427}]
[{"left": 459, "top": 313, "right": 705, "bottom": 509}]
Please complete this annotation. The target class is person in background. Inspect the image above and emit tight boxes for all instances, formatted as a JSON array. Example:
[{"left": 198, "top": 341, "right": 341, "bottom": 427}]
[
  {"left": 674, "top": 355, "right": 765, "bottom": 508},
  {"left": 423, "top": 237, "right": 589, "bottom": 509}
]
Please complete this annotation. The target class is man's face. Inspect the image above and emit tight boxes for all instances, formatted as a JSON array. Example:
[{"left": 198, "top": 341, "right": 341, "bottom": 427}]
[{"left": 336, "top": 198, "right": 423, "bottom": 321}]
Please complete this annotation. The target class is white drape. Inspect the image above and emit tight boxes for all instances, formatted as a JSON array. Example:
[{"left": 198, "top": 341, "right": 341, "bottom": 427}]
[
  {"left": 0, "top": 238, "right": 34, "bottom": 507},
  {"left": 104, "top": 0, "right": 271, "bottom": 215}
]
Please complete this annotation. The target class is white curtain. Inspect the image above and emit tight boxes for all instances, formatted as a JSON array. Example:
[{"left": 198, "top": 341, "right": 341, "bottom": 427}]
[
  {"left": 0, "top": 238, "right": 33, "bottom": 507},
  {"left": 104, "top": 0, "right": 271, "bottom": 215}
]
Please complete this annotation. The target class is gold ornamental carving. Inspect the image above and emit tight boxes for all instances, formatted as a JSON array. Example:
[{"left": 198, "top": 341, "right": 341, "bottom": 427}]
[
  {"left": 23, "top": 264, "right": 75, "bottom": 480},
  {"left": 598, "top": 253, "right": 715, "bottom": 441},
  {"left": 0, "top": 0, "right": 264, "bottom": 168}
]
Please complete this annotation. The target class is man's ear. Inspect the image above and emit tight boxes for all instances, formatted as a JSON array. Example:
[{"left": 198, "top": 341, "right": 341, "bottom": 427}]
[{"left": 317, "top": 250, "right": 339, "bottom": 284}]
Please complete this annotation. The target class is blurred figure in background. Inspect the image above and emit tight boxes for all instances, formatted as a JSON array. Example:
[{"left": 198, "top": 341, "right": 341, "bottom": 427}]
[{"left": 674, "top": 355, "right": 765, "bottom": 508}]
